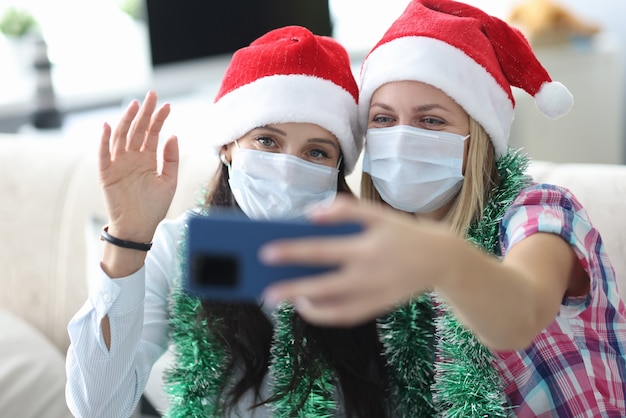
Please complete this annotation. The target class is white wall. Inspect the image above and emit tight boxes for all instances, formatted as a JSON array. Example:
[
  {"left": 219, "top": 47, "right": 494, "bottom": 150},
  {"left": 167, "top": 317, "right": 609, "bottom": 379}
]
[{"left": 330, "top": 0, "right": 626, "bottom": 49}]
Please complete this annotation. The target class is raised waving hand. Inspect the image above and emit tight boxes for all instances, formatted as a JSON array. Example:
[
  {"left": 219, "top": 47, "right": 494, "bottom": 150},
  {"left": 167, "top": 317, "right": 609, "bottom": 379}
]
[{"left": 99, "top": 91, "right": 179, "bottom": 277}]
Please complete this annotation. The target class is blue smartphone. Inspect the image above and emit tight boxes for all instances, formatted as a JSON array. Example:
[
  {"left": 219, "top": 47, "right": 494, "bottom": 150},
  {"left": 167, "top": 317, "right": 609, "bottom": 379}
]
[{"left": 184, "top": 212, "right": 362, "bottom": 302}]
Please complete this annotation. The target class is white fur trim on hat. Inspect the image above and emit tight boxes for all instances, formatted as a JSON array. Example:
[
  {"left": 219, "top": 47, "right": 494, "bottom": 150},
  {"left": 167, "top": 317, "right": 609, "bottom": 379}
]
[
  {"left": 209, "top": 74, "right": 362, "bottom": 173},
  {"left": 359, "top": 36, "right": 514, "bottom": 157}
]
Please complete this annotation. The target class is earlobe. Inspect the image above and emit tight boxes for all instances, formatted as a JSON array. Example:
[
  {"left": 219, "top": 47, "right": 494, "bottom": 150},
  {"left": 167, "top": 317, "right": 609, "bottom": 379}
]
[{"left": 220, "top": 144, "right": 231, "bottom": 166}]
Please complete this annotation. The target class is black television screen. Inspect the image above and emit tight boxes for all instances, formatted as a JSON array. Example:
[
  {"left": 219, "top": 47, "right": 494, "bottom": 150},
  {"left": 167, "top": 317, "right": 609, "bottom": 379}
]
[{"left": 145, "top": 0, "right": 333, "bottom": 67}]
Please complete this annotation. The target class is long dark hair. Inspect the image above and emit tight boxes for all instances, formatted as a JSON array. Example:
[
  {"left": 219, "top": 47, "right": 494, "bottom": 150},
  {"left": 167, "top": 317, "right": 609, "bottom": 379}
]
[{"left": 199, "top": 161, "right": 389, "bottom": 417}]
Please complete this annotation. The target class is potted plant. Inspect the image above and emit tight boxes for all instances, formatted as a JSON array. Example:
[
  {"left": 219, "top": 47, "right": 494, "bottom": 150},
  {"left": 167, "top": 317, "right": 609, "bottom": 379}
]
[
  {"left": 0, "top": 7, "right": 39, "bottom": 71},
  {"left": 0, "top": 6, "right": 38, "bottom": 38},
  {"left": 116, "top": 0, "right": 143, "bottom": 21}
]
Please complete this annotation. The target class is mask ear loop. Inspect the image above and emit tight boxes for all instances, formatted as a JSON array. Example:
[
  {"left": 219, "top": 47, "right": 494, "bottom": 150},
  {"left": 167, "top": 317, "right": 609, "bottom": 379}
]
[
  {"left": 220, "top": 153, "right": 229, "bottom": 166},
  {"left": 220, "top": 140, "right": 241, "bottom": 166},
  {"left": 336, "top": 155, "right": 343, "bottom": 170}
]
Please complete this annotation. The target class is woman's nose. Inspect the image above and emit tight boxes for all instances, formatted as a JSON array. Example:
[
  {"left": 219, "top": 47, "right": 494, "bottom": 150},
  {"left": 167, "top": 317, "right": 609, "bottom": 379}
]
[{"left": 398, "top": 116, "right": 413, "bottom": 127}]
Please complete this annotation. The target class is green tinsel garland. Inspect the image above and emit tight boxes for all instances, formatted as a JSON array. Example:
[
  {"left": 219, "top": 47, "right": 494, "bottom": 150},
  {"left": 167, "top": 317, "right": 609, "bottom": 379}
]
[
  {"left": 378, "top": 293, "right": 436, "bottom": 417},
  {"left": 164, "top": 149, "right": 530, "bottom": 417},
  {"left": 164, "top": 220, "right": 231, "bottom": 417},
  {"left": 268, "top": 303, "right": 337, "bottom": 417},
  {"left": 164, "top": 290, "right": 230, "bottom": 417},
  {"left": 431, "top": 148, "right": 530, "bottom": 417}
]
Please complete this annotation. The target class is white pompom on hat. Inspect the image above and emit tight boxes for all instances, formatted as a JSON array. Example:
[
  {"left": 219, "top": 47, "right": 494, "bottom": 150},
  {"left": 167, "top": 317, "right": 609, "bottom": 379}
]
[
  {"left": 359, "top": 0, "right": 574, "bottom": 157},
  {"left": 209, "top": 26, "right": 362, "bottom": 173}
]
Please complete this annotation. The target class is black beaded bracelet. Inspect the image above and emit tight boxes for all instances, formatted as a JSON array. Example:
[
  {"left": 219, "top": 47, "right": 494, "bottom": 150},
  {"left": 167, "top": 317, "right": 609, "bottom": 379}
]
[{"left": 100, "top": 226, "right": 153, "bottom": 251}]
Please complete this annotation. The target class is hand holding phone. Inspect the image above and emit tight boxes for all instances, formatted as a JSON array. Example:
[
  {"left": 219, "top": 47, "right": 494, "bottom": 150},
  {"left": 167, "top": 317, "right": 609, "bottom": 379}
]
[{"left": 184, "top": 212, "right": 362, "bottom": 302}]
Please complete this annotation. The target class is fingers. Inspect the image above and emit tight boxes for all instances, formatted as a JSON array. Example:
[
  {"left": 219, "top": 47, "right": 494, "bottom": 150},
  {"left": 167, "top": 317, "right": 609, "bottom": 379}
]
[
  {"left": 143, "top": 103, "right": 171, "bottom": 153},
  {"left": 109, "top": 91, "right": 169, "bottom": 157},
  {"left": 260, "top": 233, "right": 362, "bottom": 268},
  {"left": 161, "top": 135, "right": 179, "bottom": 181},
  {"left": 264, "top": 271, "right": 352, "bottom": 304},
  {"left": 264, "top": 273, "right": 390, "bottom": 327},
  {"left": 98, "top": 122, "right": 112, "bottom": 172},
  {"left": 293, "top": 295, "right": 389, "bottom": 327},
  {"left": 308, "top": 196, "right": 387, "bottom": 228},
  {"left": 259, "top": 198, "right": 376, "bottom": 267},
  {"left": 127, "top": 91, "right": 158, "bottom": 150},
  {"left": 111, "top": 100, "right": 140, "bottom": 156}
]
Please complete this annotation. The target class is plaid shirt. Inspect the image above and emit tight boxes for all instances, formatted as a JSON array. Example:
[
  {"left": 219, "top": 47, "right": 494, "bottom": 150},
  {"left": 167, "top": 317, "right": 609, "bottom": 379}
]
[{"left": 494, "top": 183, "right": 626, "bottom": 417}]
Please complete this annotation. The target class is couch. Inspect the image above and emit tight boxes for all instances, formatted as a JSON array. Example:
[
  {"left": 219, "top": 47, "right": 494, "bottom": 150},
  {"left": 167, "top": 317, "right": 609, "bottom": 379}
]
[{"left": 1, "top": 132, "right": 625, "bottom": 417}]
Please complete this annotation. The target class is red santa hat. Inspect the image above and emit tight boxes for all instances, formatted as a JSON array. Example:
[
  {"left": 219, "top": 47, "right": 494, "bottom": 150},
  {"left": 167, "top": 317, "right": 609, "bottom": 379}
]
[
  {"left": 209, "top": 26, "right": 362, "bottom": 173},
  {"left": 359, "top": 0, "right": 574, "bottom": 157}
]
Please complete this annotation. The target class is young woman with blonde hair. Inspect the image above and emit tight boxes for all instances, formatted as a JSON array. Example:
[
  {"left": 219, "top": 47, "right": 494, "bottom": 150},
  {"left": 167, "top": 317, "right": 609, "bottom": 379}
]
[{"left": 261, "top": 1, "right": 626, "bottom": 416}]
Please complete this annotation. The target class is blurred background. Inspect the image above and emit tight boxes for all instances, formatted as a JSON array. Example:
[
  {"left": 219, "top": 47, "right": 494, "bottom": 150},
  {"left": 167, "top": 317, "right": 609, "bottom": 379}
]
[
  {"left": 1, "top": 3, "right": 624, "bottom": 417},
  {"left": 0, "top": 0, "right": 624, "bottom": 163}
]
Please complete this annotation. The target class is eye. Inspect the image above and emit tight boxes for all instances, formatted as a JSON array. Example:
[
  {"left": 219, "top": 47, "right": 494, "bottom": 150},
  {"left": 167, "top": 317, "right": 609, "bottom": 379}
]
[
  {"left": 302, "top": 142, "right": 339, "bottom": 167},
  {"left": 255, "top": 135, "right": 276, "bottom": 148},
  {"left": 420, "top": 117, "right": 446, "bottom": 128},
  {"left": 308, "top": 148, "right": 329, "bottom": 159},
  {"left": 371, "top": 114, "right": 396, "bottom": 127}
]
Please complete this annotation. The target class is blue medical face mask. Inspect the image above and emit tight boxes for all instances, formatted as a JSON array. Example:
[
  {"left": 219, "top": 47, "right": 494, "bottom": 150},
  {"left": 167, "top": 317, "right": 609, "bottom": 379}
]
[
  {"left": 227, "top": 148, "right": 339, "bottom": 221},
  {"left": 363, "top": 125, "right": 469, "bottom": 213}
]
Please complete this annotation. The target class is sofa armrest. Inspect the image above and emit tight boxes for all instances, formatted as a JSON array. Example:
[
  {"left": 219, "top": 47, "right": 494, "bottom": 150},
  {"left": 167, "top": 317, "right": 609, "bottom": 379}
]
[{"left": 527, "top": 160, "right": 626, "bottom": 300}]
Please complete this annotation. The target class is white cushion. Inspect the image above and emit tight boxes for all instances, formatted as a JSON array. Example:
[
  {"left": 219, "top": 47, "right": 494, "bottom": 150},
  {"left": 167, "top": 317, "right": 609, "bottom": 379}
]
[{"left": 0, "top": 309, "right": 71, "bottom": 418}]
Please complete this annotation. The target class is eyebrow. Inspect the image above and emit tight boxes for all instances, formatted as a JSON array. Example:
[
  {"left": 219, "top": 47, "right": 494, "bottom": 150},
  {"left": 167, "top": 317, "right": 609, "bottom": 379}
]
[
  {"left": 370, "top": 102, "right": 452, "bottom": 113},
  {"left": 256, "top": 125, "right": 286, "bottom": 136},
  {"left": 308, "top": 137, "right": 340, "bottom": 152}
]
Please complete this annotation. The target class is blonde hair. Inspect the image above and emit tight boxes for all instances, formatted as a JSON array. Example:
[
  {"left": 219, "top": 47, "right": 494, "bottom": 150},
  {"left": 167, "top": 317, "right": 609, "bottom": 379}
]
[
  {"left": 445, "top": 117, "right": 498, "bottom": 235},
  {"left": 360, "top": 117, "right": 499, "bottom": 236}
]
